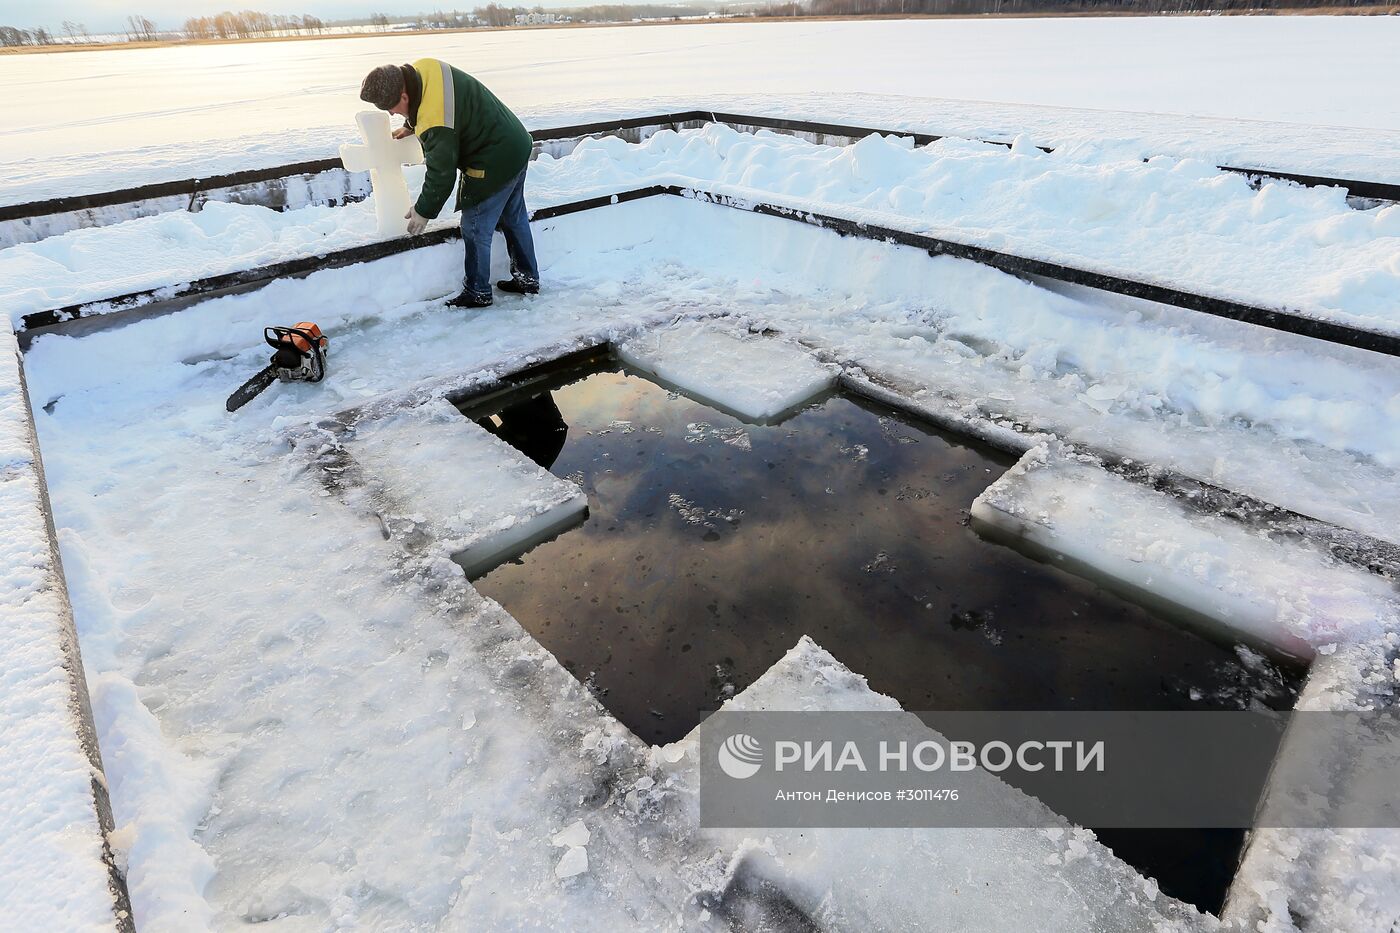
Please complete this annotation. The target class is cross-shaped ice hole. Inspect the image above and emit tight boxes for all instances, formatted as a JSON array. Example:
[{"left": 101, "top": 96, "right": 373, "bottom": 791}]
[
  {"left": 340, "top": 110, "right": 425, "bottom": 237},
  {"left": 453, "top": 357, "right": 1304, "bottom": 915}
]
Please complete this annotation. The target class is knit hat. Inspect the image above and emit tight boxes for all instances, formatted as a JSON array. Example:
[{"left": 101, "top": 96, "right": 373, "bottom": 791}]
[{"left": 360, "top": 64, "right": 405, "bottom": 110}]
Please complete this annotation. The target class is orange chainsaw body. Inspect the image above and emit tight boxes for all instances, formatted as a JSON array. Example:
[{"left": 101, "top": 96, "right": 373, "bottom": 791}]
[{"left": 277, "top": 322, "right": 327, "bottom": 354}]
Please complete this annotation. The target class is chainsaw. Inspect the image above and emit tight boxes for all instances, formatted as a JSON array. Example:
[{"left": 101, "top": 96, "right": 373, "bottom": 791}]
[{"left": 225, "top": 323, "right": 329, "bottom": 412}]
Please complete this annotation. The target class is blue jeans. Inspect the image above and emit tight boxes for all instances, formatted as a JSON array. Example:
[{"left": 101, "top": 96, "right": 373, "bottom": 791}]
[{"left": 460, "top": 166, "right": 538, "bottom": 300}]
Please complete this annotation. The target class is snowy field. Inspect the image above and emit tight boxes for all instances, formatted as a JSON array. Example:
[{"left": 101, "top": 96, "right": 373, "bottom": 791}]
[
  {"left": 4, "top": 13, "right": 1400, "bottom": 933},
  {"left": 3, "top": 16, "right": 1400, "bottom": 203}
]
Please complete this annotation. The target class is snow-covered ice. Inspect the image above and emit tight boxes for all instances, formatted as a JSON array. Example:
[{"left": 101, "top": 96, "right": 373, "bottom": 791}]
[
  {"left": 35, "top": 367, "right": 709, "bottom": 927},
  {"left": 3, "top": 17, "right": 1399, "bottom": 203},
  {"left": 0, "top": 315, "right": 123, "bottom": 932},
  {"left": 617, "top": 320, "right": 837, "bottom": 422}
]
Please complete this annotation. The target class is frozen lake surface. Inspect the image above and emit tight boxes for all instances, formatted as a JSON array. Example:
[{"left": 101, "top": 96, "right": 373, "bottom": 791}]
[
  {"left": 2, "top": 16, "right": 1399, "bottom": 202},
  {"left": 4, "top": 18, "right": 1400, "bottom": 927}
]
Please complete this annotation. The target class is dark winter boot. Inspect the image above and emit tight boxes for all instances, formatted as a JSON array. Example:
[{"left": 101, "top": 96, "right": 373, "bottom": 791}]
[
  {"left": 496, "top": 276, "right": 540, "bottom": 296},
  {"left": 447, "top": 290, "right": 494, "bottom": 309}
]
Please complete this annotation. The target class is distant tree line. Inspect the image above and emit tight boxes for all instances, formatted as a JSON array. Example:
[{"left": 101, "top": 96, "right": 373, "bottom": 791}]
[
  {"left": 0, "top": 19, "right": 97, "bottom": 44},
  {"left": 563, "top": 4, "right": 705, "bottom": 19},
  {"left": 7, "top": 0, "right": 1388, "bottom": 49},
  {"left": 422, "top": 9, "right": 479, "bottom": 25},
  {"left": 467, "top": 3, "right": 703, "bottom": 22},
  {"left": 0, "top": 26, "right": 51, "bottom": 44},
  {"left": 351, "top": 7, "right": 523, "bottom": 27},
  {"left": 0, "top": 11, "right": 328, "bottom": 46},
  {"left": 379, "top": 8, "right": 521, "bottom": 26},
  {"left": 469, "top": 5, "right": 559, "bottom": 25},
  {"left": 2, "top": 24, "right": 83, "bottom": 44},
  {"left": 184, "top": 11, "right": 327, "bottom": 39},
  {"left": 773, "top": 0, "right": 1392, "bottom": 13}
]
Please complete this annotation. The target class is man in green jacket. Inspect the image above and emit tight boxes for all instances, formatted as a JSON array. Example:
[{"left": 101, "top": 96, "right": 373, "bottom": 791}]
[{"left": 360, "top": 60, "right": 538, "bottom": 309}]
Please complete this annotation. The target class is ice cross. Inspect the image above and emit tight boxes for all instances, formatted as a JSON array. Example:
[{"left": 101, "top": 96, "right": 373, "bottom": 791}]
[{"left": 340, "top": 110, "right": 425, "bottom": 237}]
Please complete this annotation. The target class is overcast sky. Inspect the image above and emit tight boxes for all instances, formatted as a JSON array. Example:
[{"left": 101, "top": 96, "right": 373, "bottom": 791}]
[{"left": 0, "top": 0, "right": 583, "bottom": 33}]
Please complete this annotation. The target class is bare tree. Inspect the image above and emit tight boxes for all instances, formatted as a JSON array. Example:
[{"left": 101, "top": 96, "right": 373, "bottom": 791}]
[{"left": 126, "top": 14, "right": 157, "bottom": 41}]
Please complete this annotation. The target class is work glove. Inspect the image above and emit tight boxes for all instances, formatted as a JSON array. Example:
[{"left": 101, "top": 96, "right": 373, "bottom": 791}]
[{"left": 405, "top": 208, "right": 428, "bottom": 236}]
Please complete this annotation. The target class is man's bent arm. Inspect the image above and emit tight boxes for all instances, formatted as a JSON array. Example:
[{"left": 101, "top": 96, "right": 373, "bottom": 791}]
[{"left": 415, "top": 126, "right": 459, "bottom": 220}]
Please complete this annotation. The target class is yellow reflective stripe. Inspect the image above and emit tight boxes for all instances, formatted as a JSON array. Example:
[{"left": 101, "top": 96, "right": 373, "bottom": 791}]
[{"left": 439, "top": 60, "right": 455, "bottom": 130}]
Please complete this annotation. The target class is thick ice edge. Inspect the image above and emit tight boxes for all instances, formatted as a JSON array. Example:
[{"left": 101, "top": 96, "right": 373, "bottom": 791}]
[
  {"left": 970, "top": 444, "right": 1400, "bottom": 660},
  {"left": 617, "top": 321, "right": 837, "bottom": 423},
  {"left": 346, "top": 399, "right": 589, "bottom": 576},
  {"left": 1225, "top": 638, "right": 1400, "bottom": 931}
]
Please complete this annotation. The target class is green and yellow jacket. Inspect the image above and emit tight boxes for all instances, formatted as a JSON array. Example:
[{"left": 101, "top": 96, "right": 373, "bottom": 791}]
[{"left": 402, "top": 58, "right": 532, "bottom": 218}]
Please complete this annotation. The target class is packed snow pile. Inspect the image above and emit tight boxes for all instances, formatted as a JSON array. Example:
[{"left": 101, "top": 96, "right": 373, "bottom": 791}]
[
  {"left": 0, "top": 316, "right": 122, "bottom": 932},
  {"left": 7, "top": 122, "right": 1400, "bottom": 337},
  {"left": 530, "top": 124, "right": 1400, "bottom": 330},
  {"left": 617, "top": 320, "right": 837, "bottom": 421},
  {"left": 0, "top": 195, "right": 408, "bottom": 317}
]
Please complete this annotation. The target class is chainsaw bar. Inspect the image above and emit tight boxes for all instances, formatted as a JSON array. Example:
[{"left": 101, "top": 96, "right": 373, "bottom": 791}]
[{"left": 225, "top": 365, "right": 277, "bottom": 412}]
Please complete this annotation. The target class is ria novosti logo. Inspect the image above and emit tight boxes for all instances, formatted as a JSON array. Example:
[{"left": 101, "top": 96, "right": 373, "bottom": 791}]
[
  {"left": 718, "top": 733, "right": 764, "bottom": 779},
  {"left": 715, "top": 732, "right": 1107, "bottom": 781}
]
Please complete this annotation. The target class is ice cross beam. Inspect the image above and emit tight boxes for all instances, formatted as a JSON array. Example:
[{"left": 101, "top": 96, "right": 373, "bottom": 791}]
[{"left": 340, "top": 110, "right": 425, "bottom": 237}]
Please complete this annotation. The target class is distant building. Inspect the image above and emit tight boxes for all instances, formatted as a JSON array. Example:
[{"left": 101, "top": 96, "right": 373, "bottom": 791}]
[{"left": 514, "top": 12, "right": 557, "bottom": 25}]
